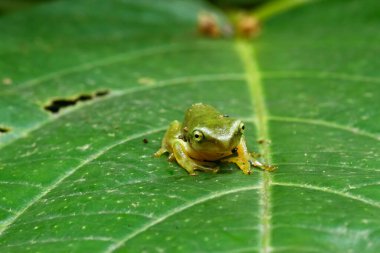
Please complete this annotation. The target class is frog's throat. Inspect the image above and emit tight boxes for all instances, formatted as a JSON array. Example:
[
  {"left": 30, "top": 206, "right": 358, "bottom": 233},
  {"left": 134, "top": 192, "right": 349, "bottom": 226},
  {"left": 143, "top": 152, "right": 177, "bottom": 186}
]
[{"left": 188, "top": 149, "right": 232, "bottom": 162}]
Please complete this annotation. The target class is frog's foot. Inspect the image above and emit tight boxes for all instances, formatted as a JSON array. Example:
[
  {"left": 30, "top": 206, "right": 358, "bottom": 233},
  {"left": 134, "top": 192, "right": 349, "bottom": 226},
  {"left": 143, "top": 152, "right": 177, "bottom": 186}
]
[
  {"left": 221, "top": 156, "right": 251, "bottom": 175},
  {"left": 250, "top": 159, "right": 276, "bottom": 171},
  {"left": 167, "top": 153, "right": 176, "bottom": 162},
  {"left": 250, "top": 152, "right": 261, "bottom": 159},
  {"left": 172, "top": 141, "right": 218, "bottom": 175},
  {"left": 154, "top": 147, "right": 167, "bottom": 158},
  {"left": 196, "top": 161, "right": 220, "bottom": 174},
  {"left": 182, "top": 160, "right": 218, "bottom": 176}
]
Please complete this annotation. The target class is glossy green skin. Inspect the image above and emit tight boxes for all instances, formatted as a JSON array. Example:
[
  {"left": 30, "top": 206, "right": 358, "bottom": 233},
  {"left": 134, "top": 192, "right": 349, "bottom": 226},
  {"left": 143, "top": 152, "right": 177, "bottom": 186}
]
[
  {"left": 155, "top": 103, "right": 258, "bottom": 175},
  {"left": 182, "top": 103, "right": 243, "bottom": 156}
]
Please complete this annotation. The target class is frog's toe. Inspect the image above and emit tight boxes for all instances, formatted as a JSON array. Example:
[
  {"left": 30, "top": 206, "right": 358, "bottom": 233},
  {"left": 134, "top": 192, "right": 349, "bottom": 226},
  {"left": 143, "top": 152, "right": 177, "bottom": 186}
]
[
  {"left": 167, "top": 153, "right": 176, "bottom": 162},
  {"left": 250, "top": 152, "right": 261, "bottom": 158},
  {"left": 195, "top": 165, "right": 220, "bottom": 174},
  {"left": 263, "top": 164, "right": 276, "bottom": 171},
  {"left": 154, "top": 148, "right": 167, "bottom": 157},
  {"left": 211, "top": 167, "right": 220, "bottom": 174},
  {"left": 249, "top": 159, "right": 276, "bottom": 172}
]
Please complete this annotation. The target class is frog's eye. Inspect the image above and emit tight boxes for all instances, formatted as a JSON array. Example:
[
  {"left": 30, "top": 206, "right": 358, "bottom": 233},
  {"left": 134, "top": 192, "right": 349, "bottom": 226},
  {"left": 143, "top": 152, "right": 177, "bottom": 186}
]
[
  {"left": 192, "top": 130, "right": 204, "bottom": 142},
  {"left": 239, "top": 122, "right": 245, "bottom": 132}
]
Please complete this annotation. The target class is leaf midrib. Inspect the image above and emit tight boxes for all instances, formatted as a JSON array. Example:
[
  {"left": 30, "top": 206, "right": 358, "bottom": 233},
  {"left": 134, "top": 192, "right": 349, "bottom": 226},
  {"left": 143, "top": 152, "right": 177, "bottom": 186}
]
[{"left": 235, "top": 40, "right": 273, "bottom": 253}]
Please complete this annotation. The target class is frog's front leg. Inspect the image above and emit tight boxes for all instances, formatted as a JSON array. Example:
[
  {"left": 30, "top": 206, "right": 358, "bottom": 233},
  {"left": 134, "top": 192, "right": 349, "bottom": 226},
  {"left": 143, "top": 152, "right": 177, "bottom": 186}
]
[
  {"left": 250, "top": 158, "right": 276, "bottom": 171},
  {"left": 222, "top": 138, "right": 275, "bottom": 174},
  {"left": 154, "top": 120, "right": 181, "bottom": 159},
  {"left": 221, "top": 138, "right": 252, "bottom": 174},
  {"left": 172, "top": 141, "right": 218, "bottom": 175}
]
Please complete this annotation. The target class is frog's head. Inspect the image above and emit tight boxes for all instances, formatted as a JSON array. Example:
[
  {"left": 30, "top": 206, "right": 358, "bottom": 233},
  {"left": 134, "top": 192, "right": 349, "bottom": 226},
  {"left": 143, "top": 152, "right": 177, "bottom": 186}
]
[{"left": 187, "top": 119, "right": 245, "bottom": 155}]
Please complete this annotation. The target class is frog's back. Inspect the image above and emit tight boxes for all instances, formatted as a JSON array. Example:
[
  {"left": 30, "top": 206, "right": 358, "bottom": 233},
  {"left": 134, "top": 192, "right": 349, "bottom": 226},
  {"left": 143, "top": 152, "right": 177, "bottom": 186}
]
[{"left": 183, "top": 103, "right": 226, "bottom": 131}]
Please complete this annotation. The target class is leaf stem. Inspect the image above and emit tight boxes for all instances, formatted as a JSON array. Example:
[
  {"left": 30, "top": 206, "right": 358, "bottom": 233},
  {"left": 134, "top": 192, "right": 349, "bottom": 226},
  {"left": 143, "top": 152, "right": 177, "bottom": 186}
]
[{"left": 253, "top": 0, "right": 314, "bottom": 21}]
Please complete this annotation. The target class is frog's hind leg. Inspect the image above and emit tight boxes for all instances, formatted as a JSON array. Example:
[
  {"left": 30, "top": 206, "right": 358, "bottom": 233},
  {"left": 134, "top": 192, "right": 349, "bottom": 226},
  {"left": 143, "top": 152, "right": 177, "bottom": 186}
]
[
  {"left": 172, "top": 141, "right": 218, "bottom": 175},
  {"left": 154, "top": 120, "right": 181, "bottom": 158}
]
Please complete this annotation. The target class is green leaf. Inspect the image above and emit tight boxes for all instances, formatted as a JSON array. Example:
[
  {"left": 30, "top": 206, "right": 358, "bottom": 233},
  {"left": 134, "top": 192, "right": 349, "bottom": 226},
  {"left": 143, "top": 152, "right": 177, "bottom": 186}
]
[{"left": 1, "top": 0, "right": 380, "bottom": 252}]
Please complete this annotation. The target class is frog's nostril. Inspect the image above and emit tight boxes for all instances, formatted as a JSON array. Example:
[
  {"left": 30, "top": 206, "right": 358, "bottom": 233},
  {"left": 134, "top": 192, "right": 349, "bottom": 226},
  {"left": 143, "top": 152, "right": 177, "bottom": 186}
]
[{"left": 231, "top": 148, "right": 238, "bottom": 154}]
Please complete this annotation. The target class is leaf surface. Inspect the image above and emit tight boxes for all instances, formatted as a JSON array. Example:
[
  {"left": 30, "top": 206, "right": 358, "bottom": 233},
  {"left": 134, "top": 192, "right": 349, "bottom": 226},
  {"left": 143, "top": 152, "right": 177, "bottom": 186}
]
[{"left": 0, "top": 0, "right": 380, "bottom": 252}]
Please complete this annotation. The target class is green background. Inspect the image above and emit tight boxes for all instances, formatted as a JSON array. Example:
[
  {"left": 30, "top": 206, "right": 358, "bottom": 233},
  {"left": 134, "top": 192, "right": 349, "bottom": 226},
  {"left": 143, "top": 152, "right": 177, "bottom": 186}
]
[{"left": 1, "top": 0, "right": 379, "bottom": 252}]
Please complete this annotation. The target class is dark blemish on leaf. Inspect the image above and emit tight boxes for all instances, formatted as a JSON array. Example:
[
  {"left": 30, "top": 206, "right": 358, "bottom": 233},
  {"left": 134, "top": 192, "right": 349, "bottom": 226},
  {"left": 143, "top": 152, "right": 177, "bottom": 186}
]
[
  {"left": 257, "top": 139, "right": 265, "bottom": 144},
  {"left": 44, "top": 99, "right": 76, "bottom": 113},
  {"left": 0, "top": 127, "right": 11, "bottom": 134},
  {"left": 223, "top": 114, "right": 229, "bottom": 117},
  {"left": 95, "top": 90, "right": 109, "bottom": 97},
  {"left": 77, "top": 94, "right": 93, "bottom": 101},
  {"left": 143, "top": 138, "right": 148, "bottom": 144},
  {"left": 44, "top": 89, "right": 110, "bottom": 114}
]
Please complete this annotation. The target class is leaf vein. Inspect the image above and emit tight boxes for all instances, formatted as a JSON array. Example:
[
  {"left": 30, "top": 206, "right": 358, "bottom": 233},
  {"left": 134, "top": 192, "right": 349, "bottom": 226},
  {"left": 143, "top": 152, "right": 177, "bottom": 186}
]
[
  {"left": 0, "top": 73, "right": 243, "bottom": 150},
  {"left": 3, "top": 236, "right": 116, "bottom": 249},
  {"left": 270, "top": 115, "right": 380, "bottom": 141},
  {"left": 8, "top": 42, "right": 226, "bottom": 93},
  {"left": 0, "top": 127, "right": 166, "bottom": 236},
  {"left": 235, "top": 40, "right": 273, "bottom": 253},
  {"left": 263, "top": 70, "right": 380, "bottom": 84},
  {"left": 103, "top": 186, "right": 260, "bottom": 253},
  {"left": 274, "top": 182, "right": 380, "bottom": 209}
]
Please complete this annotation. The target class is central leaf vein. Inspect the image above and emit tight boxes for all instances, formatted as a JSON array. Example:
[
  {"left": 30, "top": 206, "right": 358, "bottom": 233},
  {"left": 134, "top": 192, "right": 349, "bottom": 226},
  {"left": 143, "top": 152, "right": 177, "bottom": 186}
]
[{"left": 235, "top": 40, "right": 273, "bottom": 253}]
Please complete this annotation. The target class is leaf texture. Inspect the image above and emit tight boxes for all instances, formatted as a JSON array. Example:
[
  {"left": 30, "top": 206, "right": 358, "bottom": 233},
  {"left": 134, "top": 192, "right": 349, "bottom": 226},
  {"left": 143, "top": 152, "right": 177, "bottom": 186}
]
[{"left": 0, "top": 0, "right": 380, "bottom": 252}]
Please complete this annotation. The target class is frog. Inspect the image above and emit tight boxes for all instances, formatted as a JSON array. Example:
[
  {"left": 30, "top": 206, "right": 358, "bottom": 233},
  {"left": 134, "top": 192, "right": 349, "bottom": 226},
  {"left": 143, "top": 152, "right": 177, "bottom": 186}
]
[{"left": 154, "top": 103, "right": 274, "bottom": 175}]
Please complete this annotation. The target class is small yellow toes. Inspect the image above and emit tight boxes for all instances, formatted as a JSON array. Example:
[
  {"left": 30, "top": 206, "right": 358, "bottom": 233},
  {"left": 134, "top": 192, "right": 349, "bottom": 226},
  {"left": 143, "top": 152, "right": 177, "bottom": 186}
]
[
  {"left": 154, "top": 151, "right": 162, "bottom": 157},
  {"left": 167, "top": 153, "right": 176, "bottom": 162},
  {"left": 241, "top": 168, "right": 252, "bottom": 175},
  {"left": 211, "top": 167, "right": 220, "bottom": 174},
  {"left": 263, "top": 164, "right": 276, "bottom": 171},
  {"left": 250, "top": 152, "right": 261, "bottom": 158}
]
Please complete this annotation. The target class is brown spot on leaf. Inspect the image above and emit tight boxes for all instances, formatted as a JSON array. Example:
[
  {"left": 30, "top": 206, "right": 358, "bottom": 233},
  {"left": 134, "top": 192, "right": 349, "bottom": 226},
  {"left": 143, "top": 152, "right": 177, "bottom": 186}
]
[
  {"left": 237, "top": 14, "right": 261, "bottom": 38},
  {"left": 198, "top": 12, "right": 220, "bottom": 38}
]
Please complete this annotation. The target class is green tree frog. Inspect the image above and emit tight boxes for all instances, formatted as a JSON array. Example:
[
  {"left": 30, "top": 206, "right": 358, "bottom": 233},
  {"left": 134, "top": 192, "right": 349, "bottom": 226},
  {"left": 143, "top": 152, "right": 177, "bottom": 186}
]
[{"left": 155, "top": 103, "right": 274, "bottom": 175}]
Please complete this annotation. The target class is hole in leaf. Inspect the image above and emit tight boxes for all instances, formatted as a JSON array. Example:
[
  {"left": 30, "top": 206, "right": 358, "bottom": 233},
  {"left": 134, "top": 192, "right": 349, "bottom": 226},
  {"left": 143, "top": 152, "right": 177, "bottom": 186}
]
[
  {"left": 95, "top": 90, "right": 109, "bottom": 97},
  {"left": 44, "top": 89, "right": 110, "bottom": 114},
  {"left": 0, "top": 127, "right": 11, "bottom": 134}
]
